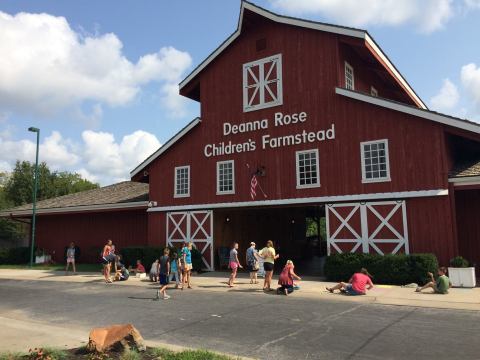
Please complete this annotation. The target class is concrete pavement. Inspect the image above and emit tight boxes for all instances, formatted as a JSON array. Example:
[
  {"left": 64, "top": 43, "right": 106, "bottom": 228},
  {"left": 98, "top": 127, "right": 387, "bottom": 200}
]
[
  {"left": 1, "top": 274, "right": 480, "bottom": 359},
  {"left": 0, "top": 269, "right": 478, "bottom": 311}
]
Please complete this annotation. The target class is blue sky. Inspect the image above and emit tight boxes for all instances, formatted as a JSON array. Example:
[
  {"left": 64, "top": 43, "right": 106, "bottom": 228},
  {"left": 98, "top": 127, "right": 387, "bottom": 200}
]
[{"left": 0, "top": 0, "right": 479, "bottom": 185}]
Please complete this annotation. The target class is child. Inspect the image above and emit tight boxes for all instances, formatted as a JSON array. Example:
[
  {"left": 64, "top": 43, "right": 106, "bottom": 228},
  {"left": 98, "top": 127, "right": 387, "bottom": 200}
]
[
  {"left": 416, "top": 267, "right": 452, "bottom": 294},
  {"left": 129, "top": 259, "right": 146, "bottom": 275},
  {"left": 277, "top": 260, "right": 301, "bottom": 295},
  {"left": 227, "top": 242, "right": 243, "bottom": 287},
  {"left": 326, "top": 268, "right": 374, "bottom": 295},
  {"left": 169, "top": 252, "right": 182, "bottom": 288},
  {"left": 156, "top": 248, "right": 170, "bottom": 300},
  {"left": 149, "top": 259, "right": 159, "bottom": 282}
]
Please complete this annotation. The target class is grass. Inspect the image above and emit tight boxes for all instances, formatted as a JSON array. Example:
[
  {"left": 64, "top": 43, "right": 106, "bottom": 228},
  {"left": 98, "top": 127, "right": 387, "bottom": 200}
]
[
  {"left": 148, "top": 348, "right": 235, "bottom": 360},
  {"left": 0, "top": 263, "right": 102, "bottom": 272},
  {"left": 0, "top": 351, "right": 24, "bottom": 360},
  {"left": 0, "top": 347, "right": 68, "bottom": 360},
  {"left": 119, "top": 349, "right": 142, "bottom": 360}
]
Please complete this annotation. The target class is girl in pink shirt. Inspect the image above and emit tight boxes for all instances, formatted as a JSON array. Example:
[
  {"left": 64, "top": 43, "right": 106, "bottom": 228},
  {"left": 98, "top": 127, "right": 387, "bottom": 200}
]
[{"left": 326, "top": 268, "right": 374, "bottom": 295}]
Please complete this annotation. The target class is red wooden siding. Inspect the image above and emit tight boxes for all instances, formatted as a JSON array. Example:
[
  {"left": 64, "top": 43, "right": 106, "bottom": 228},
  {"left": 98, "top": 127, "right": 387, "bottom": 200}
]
[
  {"left": 146, "top": 19, "right": 449, "bottom": 208},
  {"left": 147, "top": 212, "right": 166, "bottom": 247},
  {"left": 35, "top": 210, "right": 148, "bottom": 263},
  {"left": 455, "top": 189, "right": 480, "bottom": 269}
]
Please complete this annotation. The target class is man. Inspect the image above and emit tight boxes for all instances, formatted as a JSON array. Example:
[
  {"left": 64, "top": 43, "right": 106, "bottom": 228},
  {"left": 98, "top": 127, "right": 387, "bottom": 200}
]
[
  {"left": 64, "top": 242, "right": 80, "bottom": 274},
  {"left": 416, "top": 267, "right": 452, "bottom": 294}
]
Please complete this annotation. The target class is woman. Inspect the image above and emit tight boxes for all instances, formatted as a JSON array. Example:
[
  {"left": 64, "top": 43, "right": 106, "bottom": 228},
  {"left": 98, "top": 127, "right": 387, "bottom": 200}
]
[
  {"left": 326, "top": 268, "right": 374, "bottom": 295},
  {"left": 227, "top": 242, "right": 243, "bottom": 287},
  {"left": 246, "top": 242, "right": 260, "bottom": 284},
  {"left": 278, "top": 260, "right": 301, "bottom": 295},
  {"left": 181, "top": 242, "right": 193, "bottom": 289},
  {"left": 259, "top": 240, "right": 279, "bottom": 291}
]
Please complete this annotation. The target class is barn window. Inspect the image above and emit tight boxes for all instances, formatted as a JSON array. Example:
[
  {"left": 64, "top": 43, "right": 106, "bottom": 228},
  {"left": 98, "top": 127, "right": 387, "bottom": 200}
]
[
  {"left": 243, "top": 54, "right": 283, "bottom": 112},
  {"left": 174, "top": 166, "right": 190, "bottom": 197},
  {"left": 217, "top": 160, "right": 235, "bottom": 195},
  {"left": 345, "top": 62, "right": 354, "bottom": 90},
  {"left": 371, "top": 86, "right": 378, "bottom": 97},
  {"left": 296, "top": 149, "right": 320, "bottom": 189},
  {"left": 360, "top": 139, "right": 391, "bottom": 183}
]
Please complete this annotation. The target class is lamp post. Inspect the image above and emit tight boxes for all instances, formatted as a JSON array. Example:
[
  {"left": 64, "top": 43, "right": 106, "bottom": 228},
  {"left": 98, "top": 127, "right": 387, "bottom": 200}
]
[{"left": 28, "top": 127, "right": 40, "bottom": 268}]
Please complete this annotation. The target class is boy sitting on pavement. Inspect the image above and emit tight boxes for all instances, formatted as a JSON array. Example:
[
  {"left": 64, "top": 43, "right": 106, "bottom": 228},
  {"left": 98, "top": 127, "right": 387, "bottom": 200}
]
[
  {"left": 129, "top": 259, "right": 146, "bottom": 275},
  {"left": 416, "top": 267, "right": 452, "bottom": 294}
]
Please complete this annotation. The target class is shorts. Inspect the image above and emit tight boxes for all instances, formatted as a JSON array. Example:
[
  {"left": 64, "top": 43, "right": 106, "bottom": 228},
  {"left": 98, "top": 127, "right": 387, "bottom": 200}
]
[
  {"left": 345, "top": 284, "right": 364, "bottom": 296},
  {"left": 66, "top": 258, "right": 75, "bottom": 264},
  {"left": 247, "top": 261, "right": 258, "bottom": 272},
  {"left": 101, "top": 255, "right": 115, "bottom": 265},
  {"left": 229, "top": 261, "right": 239, "bottom": 270},
  {"left": 263, "top": 262, "right": 274, "bottom": 272},
  {"left": 184, "top": 263, "right": 193, "bottom": 271},
  {"left": 278, "top": 285, "right": 294, "bottom": 294},
  {"left": 159, "top": 274, "right": 169, "bottom": 285}
]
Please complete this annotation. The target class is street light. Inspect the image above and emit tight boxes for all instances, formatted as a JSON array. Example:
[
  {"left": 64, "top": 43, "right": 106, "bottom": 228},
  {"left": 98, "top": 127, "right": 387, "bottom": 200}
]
[{"left": 28, "top": 127, "right": 40, "bottom": 268}]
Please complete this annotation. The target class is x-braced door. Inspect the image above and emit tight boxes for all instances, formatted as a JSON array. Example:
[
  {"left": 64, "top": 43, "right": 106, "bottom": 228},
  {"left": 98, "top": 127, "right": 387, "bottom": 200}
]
[
  {"left": 326, "top": 201, "right": 409, "bottom": 256},
  {"left": 166, "top": 210, "right": 214, "bottom": 271}
]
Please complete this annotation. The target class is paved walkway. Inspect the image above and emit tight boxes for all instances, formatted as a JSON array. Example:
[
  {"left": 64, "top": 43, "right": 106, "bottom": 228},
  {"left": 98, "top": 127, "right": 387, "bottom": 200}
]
[{"left": 0, "top": 269, "right": 478, "bottom": 311}]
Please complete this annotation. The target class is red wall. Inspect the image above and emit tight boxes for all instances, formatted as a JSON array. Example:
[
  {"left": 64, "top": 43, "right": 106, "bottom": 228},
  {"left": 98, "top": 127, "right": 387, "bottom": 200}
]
[
  {"left": 455, "top": 189, "right": 480, "bottom": 269},
  {"left": 35, "top": 209, "right": 148, "bottom": 263},
  {"left": 146, "top": 19, "right": 448, "bottom": 208}
]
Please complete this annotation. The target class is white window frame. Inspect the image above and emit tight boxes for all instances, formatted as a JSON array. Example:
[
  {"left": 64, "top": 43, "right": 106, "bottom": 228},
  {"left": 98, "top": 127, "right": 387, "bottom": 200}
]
[
  {"left": 370, "top": 86, "right": 378, "bottom": 97},
  {"left": 243, "top": 54, "right": 283, "bottom": 112},
  {"left": 216, "top": 160, "right": 235, "bottom": 195},
  {"left": 345, "top": 61, "right": 355, "bottom": 90},
  {"left": 296, "top": 149, "right": 320, "bottom": 189},
  {"left": 174, "top": 165, "right": 190, "bottom": 198},
  {"left": 360, "top": 139, "right": 391, "bottom": 183}
]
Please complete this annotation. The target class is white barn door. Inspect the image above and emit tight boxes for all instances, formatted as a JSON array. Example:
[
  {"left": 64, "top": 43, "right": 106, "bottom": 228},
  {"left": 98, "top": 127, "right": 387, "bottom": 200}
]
[
  {"left": 166, "top": 210, "right": 214, "bottom": 271},
  {"left": 326, "top": 201, "right": 409, "bottom": 256}
]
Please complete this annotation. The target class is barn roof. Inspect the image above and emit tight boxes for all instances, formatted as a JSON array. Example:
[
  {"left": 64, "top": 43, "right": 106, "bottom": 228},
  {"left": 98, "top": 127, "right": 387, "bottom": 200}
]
[
  {"left": 0, "top": 181, "right": 149, "bottom": 217},
  {"left": 450, "top": 159, "right": 480, "bottom": 178},
  {"left": 179, "top": 0, "right": 427, "bottom": 109}
]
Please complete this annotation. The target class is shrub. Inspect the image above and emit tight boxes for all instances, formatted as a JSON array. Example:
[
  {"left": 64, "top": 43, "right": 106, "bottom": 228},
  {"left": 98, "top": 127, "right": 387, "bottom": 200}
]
[
  {"left": 0, "top": 247, "right": 30, "bottom": 265},
  {"left": 324, "top": 253, "right": 438, "bottom": 285},
  {"left": 450, "top": 256, "right": 469, "bottom": 268}
]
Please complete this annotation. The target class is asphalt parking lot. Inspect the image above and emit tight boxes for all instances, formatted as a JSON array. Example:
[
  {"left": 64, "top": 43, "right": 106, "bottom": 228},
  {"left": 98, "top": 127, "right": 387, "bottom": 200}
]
[{"left": 1, "top": 278, "right": 480, "bottom": 359}]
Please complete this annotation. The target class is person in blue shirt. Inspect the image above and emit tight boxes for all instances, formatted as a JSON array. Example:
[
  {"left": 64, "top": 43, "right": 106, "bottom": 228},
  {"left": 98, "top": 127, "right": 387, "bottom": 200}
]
[
  {"left": 169, "top": 252, "right": 182, "bottom": 288},
  {"left": 181, "top": 242, "right": 193, "bottom": 289}
]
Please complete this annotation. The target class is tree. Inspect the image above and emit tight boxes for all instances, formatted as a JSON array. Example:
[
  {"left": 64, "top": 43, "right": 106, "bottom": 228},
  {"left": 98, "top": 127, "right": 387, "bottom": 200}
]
[{"left": 4, "top": 161, "right": 99, "bottom": 207}]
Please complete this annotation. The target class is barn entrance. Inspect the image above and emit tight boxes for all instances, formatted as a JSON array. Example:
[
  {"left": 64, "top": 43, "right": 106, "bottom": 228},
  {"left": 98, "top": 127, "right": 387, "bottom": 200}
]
[{"left": 213, "top": 205, "right": 327, "bottom": 275}]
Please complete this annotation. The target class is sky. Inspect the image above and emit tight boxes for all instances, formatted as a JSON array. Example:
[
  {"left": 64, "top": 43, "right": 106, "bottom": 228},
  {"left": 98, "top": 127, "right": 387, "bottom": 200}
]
[{"left": 1, "top": 0, "right": 480, "bottom": 185}]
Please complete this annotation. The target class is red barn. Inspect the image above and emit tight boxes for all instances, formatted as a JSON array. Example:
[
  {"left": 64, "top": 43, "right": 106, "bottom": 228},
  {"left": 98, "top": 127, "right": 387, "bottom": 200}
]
[{"left": 130, "top": 1, "right": 480, "bottom": 271}]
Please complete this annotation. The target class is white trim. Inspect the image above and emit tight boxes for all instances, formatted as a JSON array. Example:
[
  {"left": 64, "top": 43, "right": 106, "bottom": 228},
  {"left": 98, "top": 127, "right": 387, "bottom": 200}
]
[
  {"left": 1, "top": 201, "right": 149, "bottom": 217},
  {"left": 243, "top": 53, "right": 283, "bottom": 112},
  {"left": 148, "top": 189, "right": 448, "bottom": 212},
  {"left": 360, "top": 139, "right": 391, "bottom": 183},
  {"left": 130, "top": 118, "right": 201, "bottom": 177},
  {"left": 296, "top": 148, "right": 320, "bottom": 189},
  {"left": 344, "top": 61, "right": 354, "bottom": 90},
  {"left": 370, "top": 86, "right": 378, "bottom": 97},
  {"left": 216, "top": 160, "right": 235, "bottom": 195},
  {"left": 364, "top": 34, "right": 426, "bottom": 109},
  {"left": 449, "top": 176, "right": 480, "bottom": 186},
  {"left": 174, "top": 165, "right": 191, "bottom": 198},
  {"left": 335, "top": 87, "right": 480, "bottom": 135},
  {"left": 179, "top": 1, "right": 425, "bottom": 109}
]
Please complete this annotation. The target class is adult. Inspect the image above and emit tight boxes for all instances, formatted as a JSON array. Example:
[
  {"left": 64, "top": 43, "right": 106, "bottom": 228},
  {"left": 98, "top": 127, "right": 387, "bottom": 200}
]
[
  {"left": 181, "top": 242, "right": 193, "bottom": 289},
  {"left": 277, "top": 260, "right": 301, "bottom": 295},
  {"left": 326, "top": 268, "right": 374, "bottom": 295},
  {"left": 259, "top": 240, "right": 279, "bottom": 291},
  {"left": 246, "top": 242, "right": 260, "bottom": 284},
  {"left": 227, "top": 242, "right": 243, "bottom": 287},
  {"left": 64, "top": 242, "right": 79, "bottom": 274},
  {"left": 101, "top": 239, "right": 115, "bottom": 283},
  {"left": 416, "top": 267, "right": 452, "bottom": 294}
]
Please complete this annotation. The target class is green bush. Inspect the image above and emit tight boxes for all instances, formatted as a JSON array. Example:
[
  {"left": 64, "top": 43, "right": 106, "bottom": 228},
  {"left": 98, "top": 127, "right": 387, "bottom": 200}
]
[
  {"left": 0, "top": 247, "right": 30, "bottom": 265},
  {"left": 450, "top": 256, "right": 469, "bottom": 268},
  {"left": 324, "top": 253, "right": 438, "bottom": 285}
]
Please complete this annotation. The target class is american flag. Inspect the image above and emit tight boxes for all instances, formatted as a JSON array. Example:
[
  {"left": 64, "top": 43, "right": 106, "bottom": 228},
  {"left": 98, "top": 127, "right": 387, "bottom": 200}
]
[{"left": 250, "top": 174, "right": 258, "bottom": 200}]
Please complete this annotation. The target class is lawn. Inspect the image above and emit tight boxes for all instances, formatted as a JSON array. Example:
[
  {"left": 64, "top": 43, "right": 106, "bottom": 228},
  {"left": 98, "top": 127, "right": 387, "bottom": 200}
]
[{"left": 0, "top": 263, "right": 102, "bottom": 272}]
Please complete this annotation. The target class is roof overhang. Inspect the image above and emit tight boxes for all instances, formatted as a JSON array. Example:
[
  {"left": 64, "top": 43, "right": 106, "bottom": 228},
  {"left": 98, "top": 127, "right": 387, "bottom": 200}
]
[
  {"left": 0, "top": 201, "right": 149, "bottom": 218},
  {"left": 449, "top": 176, "right": 480, "bottom": 187},
  {"left": 130, "top": 117, "right": 201, "bottom": 178},
  {"left": 179, "top": 0, "right": 426, "bottom": 109},
  {"left": 335, "top": 87, "right": 480, "bottom": 135}
]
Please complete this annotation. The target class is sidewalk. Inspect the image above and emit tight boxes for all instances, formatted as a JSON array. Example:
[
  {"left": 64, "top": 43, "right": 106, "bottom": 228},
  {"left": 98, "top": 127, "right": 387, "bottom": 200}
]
[{"left": 0, "top": 269, "right": 478, "bottom": 311}]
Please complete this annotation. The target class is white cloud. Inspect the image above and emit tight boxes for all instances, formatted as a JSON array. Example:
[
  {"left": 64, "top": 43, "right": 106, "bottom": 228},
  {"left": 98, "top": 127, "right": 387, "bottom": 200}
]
[
  {"left": 461, "top": 63, "right": 480, "bottom": 110},
  {"left": 465, "top": 0, "right": 480, "bottom": 8},
  {"left": 0, "top": 11, "right": 192, "bottom": 120},
  {"left": 0, "top": 129, "right": 161, "bottom": 185},
  {"left": 430, "top": 79, "right": 460, "bottom": 112},
  {"left": 269, "top": 0, "right": 454, "bottom": 33}
]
